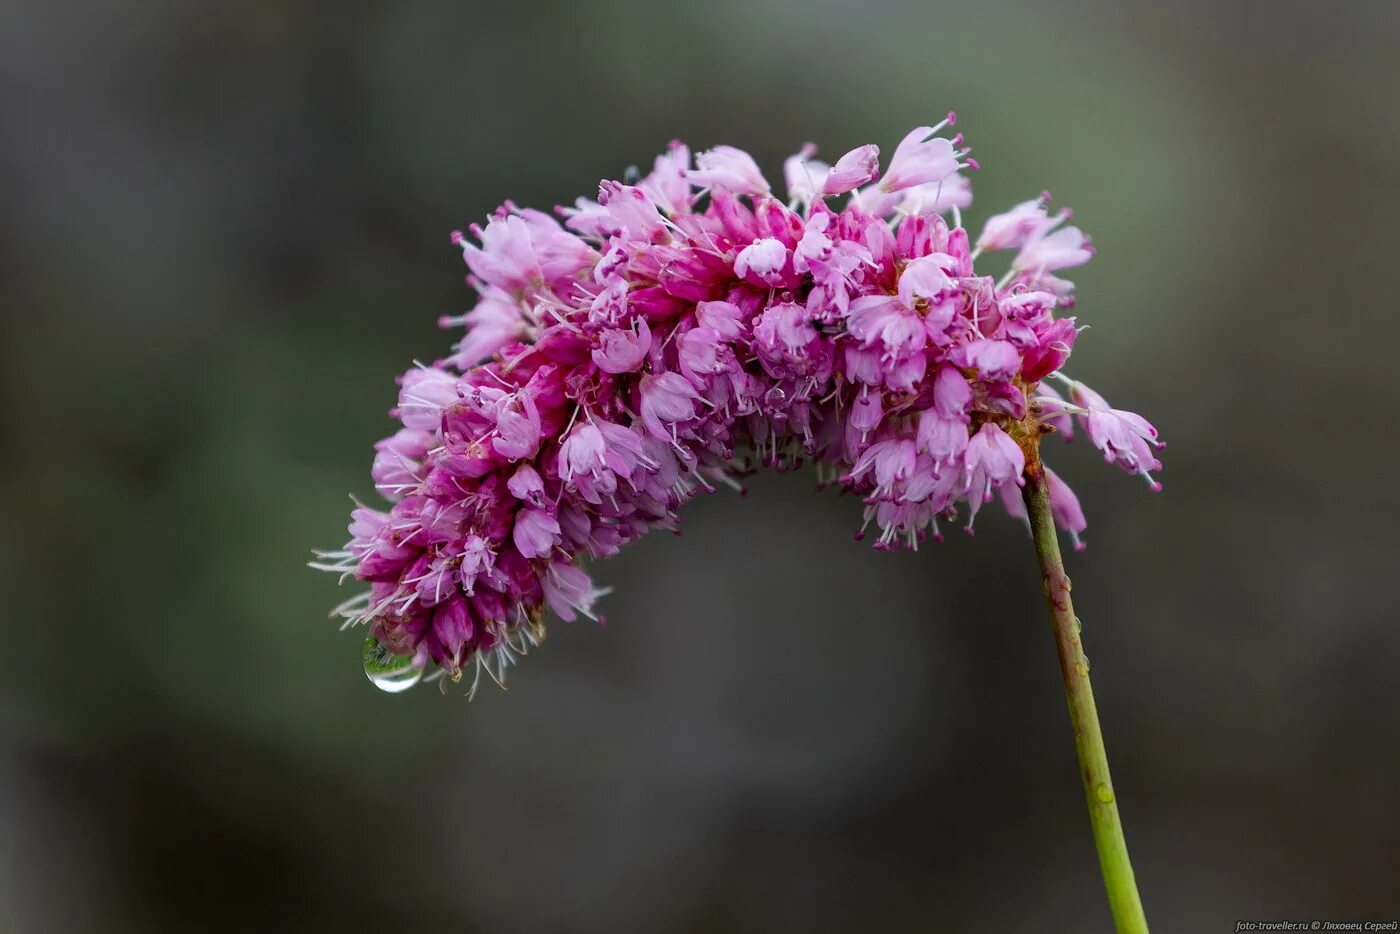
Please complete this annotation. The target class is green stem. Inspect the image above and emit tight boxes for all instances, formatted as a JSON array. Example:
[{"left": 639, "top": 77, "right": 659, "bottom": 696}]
[{"left": 1023, "top": 461, "right": 1149, "bottom": 934}]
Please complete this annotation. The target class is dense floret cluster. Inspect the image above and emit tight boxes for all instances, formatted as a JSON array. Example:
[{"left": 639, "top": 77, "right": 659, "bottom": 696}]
[{"left": 314, "top": 116, "right": 1162, "bottom": 692}]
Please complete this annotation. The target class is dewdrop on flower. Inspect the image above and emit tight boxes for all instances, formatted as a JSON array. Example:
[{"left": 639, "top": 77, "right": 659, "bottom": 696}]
[{"left": 312, "top": 114, "right": 1162, "bottom": 694}]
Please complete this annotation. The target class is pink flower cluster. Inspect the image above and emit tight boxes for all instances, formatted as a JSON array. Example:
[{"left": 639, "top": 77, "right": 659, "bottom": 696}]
[{"left": 314, "top": 116, "right": 1162, "bottom": 691}]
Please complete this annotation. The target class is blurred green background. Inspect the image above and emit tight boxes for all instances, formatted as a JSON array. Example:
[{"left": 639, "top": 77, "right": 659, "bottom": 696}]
[{"left": 4, "top": 1, "right": 1399, "bottom": 931}]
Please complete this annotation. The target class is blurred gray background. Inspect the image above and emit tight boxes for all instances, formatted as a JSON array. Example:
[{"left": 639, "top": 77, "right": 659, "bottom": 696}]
[{"left": 3, "top": 1, "right": 1399, "bottom": 931}]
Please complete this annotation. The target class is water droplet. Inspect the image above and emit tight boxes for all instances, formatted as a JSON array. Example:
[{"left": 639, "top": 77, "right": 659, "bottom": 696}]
[
  {"left": 1082, "top": 654, "right": 1091, "bottom": 673},
  {"left": 1074, "top": 661, "right": 1088, "bottom": 679},
  {"left": 367, "top": 664, "right": 422, "bottom": 694},
  {"left": 1095, "top": 783, "right": 1115, "bottom": 804},
  {"left": 363, "top": 636, "right": 422, "bottom": 694}
]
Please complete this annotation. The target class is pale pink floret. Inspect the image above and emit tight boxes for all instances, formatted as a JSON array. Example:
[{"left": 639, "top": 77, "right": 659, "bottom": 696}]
[
  {"left": 506, "top": 463, "right": 545, "bottom": 507},
  {"left": 784, "top": 143, "right": 830, "bottom": 204},
  {"left": 558, "top": 424, "right": 607, "bottom": 479},
  {"left": 822, "top": 144, "right": 881, "bottom": 195},
  {"left": 459, "top": 215, "right": 542, "bottom": 295},
  {"left": 977, "top": 194, "right": 1063, "bottom": 252},
  {"left": 898, "top": 253, "right": 959, "bottom": 307},
  {"left": 558, "top": 422, "right": 644, "bottom": 506},
  {"left": 597, "top": 181, "right": 670, "bottom": 243},
  {"left": 696, "top": 300, "right": 747, "bottom": 340},
  {"left": 679, "top": 326, "right": 728, "bottom": 384},
  {"left": 1071, "top": 382, "right": 1163, "bottom": 490},
  {"left": 688, "top": 145, "right": 770, "bottom": 196},
  {"left": 898, "top": 174, "right": 973, "bottom": 216},
  {"left": 963, "top": 422, "right": 1026, "bottom": 531},
  {"left": 1001, "top": 464, "right": 1086, "bottom": 549},
  {"left": 513, "top": 507, "right": 561, "bottom": 559},
  {"left": 1035, "top": 383, "right": 1076, "bottom": 440},
  {"left": 558, "top": 196, "right": 615, "bottom": 238},
  {"left": 966, "top": 422, "right": 1026, "bottom": 499},
  {"left": 592, "top": 319, "right": 652, "bottom": 374},
  {"left": 441, "top": 287, "right": 529, "bottom": 368},
  {"left": 783, "top": 142, "right": 881, "bottom": 201},
  {"left": 639, "top": 140, "right": 691, "bottom": 216},
  {"left": 1046, "top": 468, "right": 1088, "bottom": 551},
  {"left": 735, "top": 237, "right": 789, "bottom": 286},
  {"left": 396, "top": 367, "right": 459, "bottom": 431},
  {"left": 933, "top": 363, "right": 973, "bottom": 418},
  {"left": 1014, "top": 226, "right": 1095, "bottom": 274},
  {"left": 639, "top": 372, "right": 701, "bottom": 441},
  {"left": 544, "top": 563, "right": 603, "bottom": 622},
  {"left": 491, "top": 393, "right": 542, "bottom": 461},
  {"left": 954, "top": 339, "right": 1022, "bottom": 382},
  {"left": 851, "top": 437, "right": 918, "bottom": 498},
  {"left": 880, "top": 115, "right": 967, "bottom": 194}
]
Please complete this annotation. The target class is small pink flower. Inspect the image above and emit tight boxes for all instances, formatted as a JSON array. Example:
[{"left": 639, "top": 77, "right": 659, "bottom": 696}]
[
  {"left": 1047, "top": 468, "right": 1087, "bottom": 551},
  {"left": 513, "top": 507, "right": 561, "bottom": 558},
  {"left": 639, "top": 140, "right": 691, "bottom": 216},
  {"left": 372, "top": 428, "right": 433, "bottom": 501},
  {"left": 558, "top": 424, "right": 606, "bottom": 477},
  {"left": 897, "top": 174, "right": 973, "bottom": 216},
  {"left": 639, "top": 371, "right": 701, "bottom": 440},
  {"left": 734, "top": 237, "right": 789, "bottom": 286},
  {"left": 851, "top": 437, "right": 918, "bottom": 497},
  {"left": 965, "top": 422, "right": 1026, "bottom": 502},
  {"left": 897, "top": 253, "right": 959, "bottom": 307},
  {"left": 597, "top": 180, "right": 670, "bottom": 243},
  {"left": 822, "top": 144, "right": 880, "bottom": 195},
  {"left": 880, "top": 115, "right": 965, "bottom": 193},
  {"left": 458, "top": 534, "right": 494, "bottom": 594},
  {"left": 441, "top": 287, "right": 529, "bottom": 368},
  {"left": 396, "top": 368, "right": 459, "bottom": 431},
  {"left": 933, "top": 364, "right": 972, "bottom": 419},
  {"left": 1035, "top": 384, "right": 1075, "bottom": 440},
  {"left": 917, "top": 411, "right": 970, "bottom": 464},
  {"left": 848, "top": 294, "right": 925, "bottom": 357},
  {"left": 1071, "top": 382, "right": 1163, "bottom": 489},
  {"left": 558, "top": 424, "right": 617, "bottom": 503},
  {"left": 596, "top": 420, "right": 651, "bottom": 477},
  {"left": 977, "top": 194, "right": 1065, "bottom": 253},
  {"left": 559, "top": 195, "right": 617, "bottom": 238},
  {"left": 1014, "top": 226, "right": 1094, "bottom": 274},
  {"left": 793, "top": 215, "right": 834, "bottom": 272},
  {"left": 679, "top": 326, "right": 729, "bottom": 384},
  {"left": 1000, "top": 290, "right": 1058, "bottom": 320},
  {"left": 1020, "top": 317, "right": 1078, "bottom": 383},
  {"left": 543, "top": 562, "right": 603, "bottom": 622},
  {"left": 592, "top": 318, "right": 652, "bottom": 374},
  {"left": 783, "top": 143, "right": 830, "bottom": 204},
  {"left": 688, "top": 145, "right": 770, "bottom": 196},
  {"left": 459, "top": 215, "right": 542, "bottom": 295},
  {"left": 507, "top": 463, "right": 546, "bottom": 506},
  {"left": 491, "top": 393, "right": 542, "bottom": 461},
  {"left": 414, "top": 550, "right": 462, "bottom": 607},
  {"left": 696, "top": 300, "right": 748, "bottom": 341},
  {"left": 953, "top": 339, "right": 1022, "bottom": 383},
  {"left": 431, "top": 596, "right": 474, "bottom": 660},
  {"left": 753, "top": 301, "right": 817, "bottom": 358},
  {"left": 513, "top": 208, "right": 598, "bottom": 283}
]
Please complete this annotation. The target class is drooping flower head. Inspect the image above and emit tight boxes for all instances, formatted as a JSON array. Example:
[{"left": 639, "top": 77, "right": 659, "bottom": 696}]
[{"left": 313, "top": 115, "right": 1162, "bottom": 693}]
